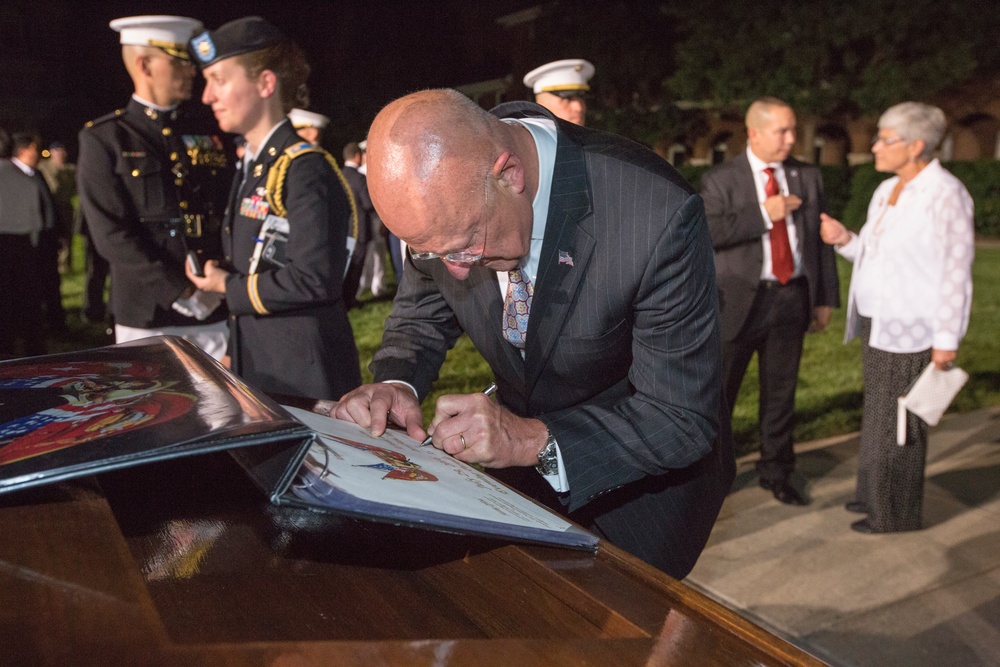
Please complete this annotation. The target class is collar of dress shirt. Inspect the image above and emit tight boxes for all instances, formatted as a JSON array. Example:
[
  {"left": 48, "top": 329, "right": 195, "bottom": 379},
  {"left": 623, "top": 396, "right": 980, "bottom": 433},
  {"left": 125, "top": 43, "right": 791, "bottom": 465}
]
[
  {"left": 246, "top": 118, "right": 289, "bottom": 165},
  {"left": 500, "top": 116, "right": 557, "bottom": 281},
  {"left": 131, "top": 93, "right": 178, "bottom": 113},
  {"left": 10, "top": 157, "right": 34, "bottom": 176},
  {"left": 746, "top": 145, "right": 783, "bottom": 175}
]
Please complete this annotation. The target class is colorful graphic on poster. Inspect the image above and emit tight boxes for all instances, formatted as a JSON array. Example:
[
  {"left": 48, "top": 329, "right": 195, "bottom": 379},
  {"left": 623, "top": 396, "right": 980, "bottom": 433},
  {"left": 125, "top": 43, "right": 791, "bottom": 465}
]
[{"left": 0, "top": 361, "right": 196, "bottom": 466}]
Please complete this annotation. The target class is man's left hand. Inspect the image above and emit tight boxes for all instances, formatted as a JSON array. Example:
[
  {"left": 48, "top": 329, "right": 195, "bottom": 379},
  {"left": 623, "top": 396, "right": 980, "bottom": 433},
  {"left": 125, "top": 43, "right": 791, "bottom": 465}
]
[
  {"left": 427, "top": 393, "right": 549, "bottom": 468},
  {"left": 809, "top": 306, "right": 832, "bottom": 333}
]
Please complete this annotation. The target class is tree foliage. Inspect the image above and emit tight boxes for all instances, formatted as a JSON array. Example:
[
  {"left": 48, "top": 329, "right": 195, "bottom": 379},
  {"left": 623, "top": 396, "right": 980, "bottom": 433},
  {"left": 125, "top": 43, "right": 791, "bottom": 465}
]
[
  {"left": 667, "top": 0, "right": 991, "bottom": 117},
  {"left": 522, "top": 0, "right": 683, "bottom": 146}
]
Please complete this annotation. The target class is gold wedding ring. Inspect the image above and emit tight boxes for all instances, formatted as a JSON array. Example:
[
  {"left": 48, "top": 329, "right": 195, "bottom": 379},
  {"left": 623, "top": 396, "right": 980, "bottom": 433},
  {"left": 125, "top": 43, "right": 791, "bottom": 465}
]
[{"left": 460, "top": 433, "right": 467, "bottom": 450}]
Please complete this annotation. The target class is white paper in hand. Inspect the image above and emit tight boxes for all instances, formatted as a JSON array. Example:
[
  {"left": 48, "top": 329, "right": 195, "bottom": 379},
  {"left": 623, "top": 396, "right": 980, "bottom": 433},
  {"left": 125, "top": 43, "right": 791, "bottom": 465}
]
[{"left": 896, "top": 362, "right": 969, "bottom": 445}]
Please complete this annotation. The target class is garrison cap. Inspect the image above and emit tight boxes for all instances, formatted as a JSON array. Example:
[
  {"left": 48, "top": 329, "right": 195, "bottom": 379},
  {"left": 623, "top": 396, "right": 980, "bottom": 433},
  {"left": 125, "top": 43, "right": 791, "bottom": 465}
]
[
  {"left": 288, "top": 108, "right": 330, "bottom": 130},
  {"left": 190, "top": 16, "right": 287, "bottom": 69},
  {"left": 523, "top": 59, "right": 595, "bottom": 94},
  {"left": 110, "top": 15, "right": 203, "bottom": 60}
]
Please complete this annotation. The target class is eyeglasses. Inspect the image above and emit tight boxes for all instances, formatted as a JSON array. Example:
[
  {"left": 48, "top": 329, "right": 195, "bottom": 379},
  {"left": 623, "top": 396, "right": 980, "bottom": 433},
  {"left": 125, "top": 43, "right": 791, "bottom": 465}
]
[
  {"left": 552, "top": 91, "right": 586, "bottom": 101},
  {"left": 871, "top": 135, "right": 908, "bottom": 147},
  {"left": 409, "top": 210, "right": 489, "bottom": 265}
]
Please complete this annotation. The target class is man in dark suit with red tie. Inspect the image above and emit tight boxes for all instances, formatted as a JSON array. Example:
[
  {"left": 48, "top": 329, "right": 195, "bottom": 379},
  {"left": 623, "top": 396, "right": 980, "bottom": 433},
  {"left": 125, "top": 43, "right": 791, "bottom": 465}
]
[
  {"left": 333, "top": 89, "right": 735, "bottom": 579},
  {"left": 701, "top": 97, "right": 840, "bottom": 506}
]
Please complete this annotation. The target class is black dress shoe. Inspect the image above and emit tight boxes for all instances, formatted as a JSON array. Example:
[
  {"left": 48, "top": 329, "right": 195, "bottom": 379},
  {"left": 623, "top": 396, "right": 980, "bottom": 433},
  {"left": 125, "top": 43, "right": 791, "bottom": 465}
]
[
  {"left": 845, "top": 501, "right": 868, "bottom": 514},
  {"left": 851, "top": 518, "right": 876, "bottom": 534},
  {"left": 759, "top": 478, "right": 809, "bottom": 506}
]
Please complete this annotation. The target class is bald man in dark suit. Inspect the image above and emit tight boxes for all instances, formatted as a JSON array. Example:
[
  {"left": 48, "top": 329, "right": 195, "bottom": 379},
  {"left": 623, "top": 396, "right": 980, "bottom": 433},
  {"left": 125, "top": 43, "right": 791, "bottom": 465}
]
[
  {"left": 332, "top": 89, "right": 735, "bottom": 578},
  {"left": 701, "top": 97, "right": 840, "bottom": 506}
]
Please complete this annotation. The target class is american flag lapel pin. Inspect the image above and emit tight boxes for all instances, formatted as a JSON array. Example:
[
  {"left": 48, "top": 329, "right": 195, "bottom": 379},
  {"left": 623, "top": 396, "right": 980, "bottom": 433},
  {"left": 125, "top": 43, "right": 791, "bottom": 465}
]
[{"left": 558, "top": 250, "right": 574, "bottom": 266}]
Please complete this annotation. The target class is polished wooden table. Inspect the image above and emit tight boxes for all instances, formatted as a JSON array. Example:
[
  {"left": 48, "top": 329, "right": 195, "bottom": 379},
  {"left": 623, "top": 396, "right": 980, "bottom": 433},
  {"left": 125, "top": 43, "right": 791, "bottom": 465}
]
[{"left": 1, "top": 450, "right": 826, "bottom": 666}]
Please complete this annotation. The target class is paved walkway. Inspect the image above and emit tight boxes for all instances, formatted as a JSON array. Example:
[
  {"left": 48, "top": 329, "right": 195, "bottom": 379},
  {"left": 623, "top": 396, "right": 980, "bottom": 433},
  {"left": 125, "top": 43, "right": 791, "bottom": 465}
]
[{"left": 685, "top": 406, "right": 1000, "bottom": 667}]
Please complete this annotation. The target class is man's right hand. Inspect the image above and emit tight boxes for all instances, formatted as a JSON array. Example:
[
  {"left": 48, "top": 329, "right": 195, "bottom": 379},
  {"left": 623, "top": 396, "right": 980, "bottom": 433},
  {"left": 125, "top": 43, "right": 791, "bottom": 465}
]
[
  {"left": 333, "top": 383, "right": 426, "bottom": 441},
  {"left": 763, "top": 193, "right": 801, "bottom": 222}
]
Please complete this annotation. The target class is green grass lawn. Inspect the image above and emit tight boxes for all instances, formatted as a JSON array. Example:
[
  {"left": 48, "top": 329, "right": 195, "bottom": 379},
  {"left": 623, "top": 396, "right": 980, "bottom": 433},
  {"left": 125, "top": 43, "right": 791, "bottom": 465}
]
[{"left": 54, "top": 239, "right": 1000, "bottom": 456}]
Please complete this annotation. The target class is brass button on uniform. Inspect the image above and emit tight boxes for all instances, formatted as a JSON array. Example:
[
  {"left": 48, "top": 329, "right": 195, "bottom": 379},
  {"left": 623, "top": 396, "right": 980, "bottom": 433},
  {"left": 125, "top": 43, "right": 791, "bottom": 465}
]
[
  {"left": 267, "top": 146, "right": 277, "bottom": 156},
  {"left": 179, "top": 200, "right": 189, "bottom": 210},
  {"left": 162, "top": 127, "right": 172, "bottom": 137},
  {"left": 131, "top": 169, "right": 140, "bottom": 177},
  {"left": 170, "top": 152, "right": 178, "bottom": 161}
]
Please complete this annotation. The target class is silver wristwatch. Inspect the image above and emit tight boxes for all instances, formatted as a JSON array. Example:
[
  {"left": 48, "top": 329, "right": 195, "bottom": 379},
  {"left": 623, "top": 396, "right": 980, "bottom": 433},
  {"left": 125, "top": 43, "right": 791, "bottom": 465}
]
[{"left": 536, "top": 430, "right": 559, "bottom": 476}]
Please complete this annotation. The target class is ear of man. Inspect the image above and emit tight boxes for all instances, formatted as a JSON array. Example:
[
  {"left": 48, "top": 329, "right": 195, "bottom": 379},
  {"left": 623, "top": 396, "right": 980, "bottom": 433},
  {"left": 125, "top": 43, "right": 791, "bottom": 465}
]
[{"left": 491, "top": 150, "right": 525, "bottom": 194}]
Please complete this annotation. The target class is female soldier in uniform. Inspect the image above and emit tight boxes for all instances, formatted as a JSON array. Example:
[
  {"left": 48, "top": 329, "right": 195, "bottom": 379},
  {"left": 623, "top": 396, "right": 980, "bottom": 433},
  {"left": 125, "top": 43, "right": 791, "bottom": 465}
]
[{"left": 186, "top": 16, "right": 361, "bottom": 402}]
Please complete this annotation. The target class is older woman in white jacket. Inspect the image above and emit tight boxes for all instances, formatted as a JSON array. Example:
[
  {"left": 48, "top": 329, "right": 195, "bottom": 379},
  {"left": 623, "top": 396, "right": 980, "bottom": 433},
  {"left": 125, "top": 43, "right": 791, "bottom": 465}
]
[{"left": 820, "top": 102, "right": 974, "bottom": 535}]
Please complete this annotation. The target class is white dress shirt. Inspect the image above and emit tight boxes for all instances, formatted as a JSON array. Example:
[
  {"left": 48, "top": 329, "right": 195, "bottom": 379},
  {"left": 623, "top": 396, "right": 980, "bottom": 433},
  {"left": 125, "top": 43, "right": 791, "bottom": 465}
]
[
  {"left": 499, "top": 117, "right": 569, "bottom": 493},
  {"left": 746, "top": 147, "right": 803, "bottom": 281},
  {"left": 836, "top": 159, "right": 974, "bottom": 353}
]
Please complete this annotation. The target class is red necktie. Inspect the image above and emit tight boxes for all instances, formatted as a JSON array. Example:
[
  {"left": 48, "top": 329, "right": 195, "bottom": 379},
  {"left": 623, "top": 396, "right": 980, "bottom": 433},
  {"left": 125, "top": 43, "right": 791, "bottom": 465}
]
[{"left": 763, "top": 167, "right": 793, "bottom": 284}]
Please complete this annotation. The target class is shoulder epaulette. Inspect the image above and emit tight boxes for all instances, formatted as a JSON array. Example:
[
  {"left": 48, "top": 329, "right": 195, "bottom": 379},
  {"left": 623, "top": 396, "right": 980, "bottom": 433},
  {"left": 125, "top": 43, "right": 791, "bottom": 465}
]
[
  {"left": 265, "top": 142, "right": 359, "bottom": 241},
  {"left": 83, "top": 108, "right": 126, "bottom": 129}
]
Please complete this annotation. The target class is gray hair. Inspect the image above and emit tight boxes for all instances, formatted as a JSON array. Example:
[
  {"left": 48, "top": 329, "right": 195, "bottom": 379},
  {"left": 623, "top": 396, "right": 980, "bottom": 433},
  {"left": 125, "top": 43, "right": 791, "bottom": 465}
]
[{"left": 878, "top": 102, "right": 947, "bottom": 161}]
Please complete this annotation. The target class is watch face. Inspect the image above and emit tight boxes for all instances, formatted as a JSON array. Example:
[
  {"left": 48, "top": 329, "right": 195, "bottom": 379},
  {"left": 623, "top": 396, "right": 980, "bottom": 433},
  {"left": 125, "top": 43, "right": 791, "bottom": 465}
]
[{"left": 536, "top": 437, "right": 559, "bottom": 476}]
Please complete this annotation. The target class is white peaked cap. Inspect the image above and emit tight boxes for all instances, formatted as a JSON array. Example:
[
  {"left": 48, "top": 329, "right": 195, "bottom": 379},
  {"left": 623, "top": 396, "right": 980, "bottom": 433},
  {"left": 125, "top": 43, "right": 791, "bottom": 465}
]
[
  {"left": 288, "top": 108, "right": 331, "bottom": 130},
  {"left": 110, "top": 15, "right": 204, "bottom": 59},
  {"left": 523, "top": 59, "right": 595, "bottom": 94}
]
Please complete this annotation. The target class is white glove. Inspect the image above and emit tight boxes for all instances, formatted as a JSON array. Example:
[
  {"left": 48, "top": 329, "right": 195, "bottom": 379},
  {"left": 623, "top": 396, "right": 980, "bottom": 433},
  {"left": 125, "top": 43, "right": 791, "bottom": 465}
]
[{"left": 172, "top": 290, "right": 224, "bottom": 321}]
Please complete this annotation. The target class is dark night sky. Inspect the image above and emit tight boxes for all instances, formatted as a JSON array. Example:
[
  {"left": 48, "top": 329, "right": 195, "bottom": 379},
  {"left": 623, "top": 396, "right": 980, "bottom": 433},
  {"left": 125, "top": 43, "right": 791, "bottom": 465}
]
[{"left": 2, "top": 0, "right": 548, "bottom": 155}]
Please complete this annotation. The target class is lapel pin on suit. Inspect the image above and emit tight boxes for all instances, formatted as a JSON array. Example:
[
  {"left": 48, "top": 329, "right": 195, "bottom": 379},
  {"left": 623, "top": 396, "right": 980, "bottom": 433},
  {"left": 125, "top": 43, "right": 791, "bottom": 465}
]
[{"left": 558, "top": 250, "right": 574, "bottom": 266}]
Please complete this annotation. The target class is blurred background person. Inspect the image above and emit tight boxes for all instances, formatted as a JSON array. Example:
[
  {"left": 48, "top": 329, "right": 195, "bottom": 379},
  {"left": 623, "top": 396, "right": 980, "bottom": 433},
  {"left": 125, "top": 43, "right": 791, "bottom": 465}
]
[
  {"left": 288, "top": 107, "right": 328, "bottom": 146},
  {"left": 37, "top": 142, "right": 75, "bottom": 277},
  {"left": 357, "top": 139, "right": 404, "bottom": 285},
  {"left": 354, "top": 140, "right": 388, "bottom": 301},
  {"left": 522, "top": 58, "right": 594, "bottom": 126},
  {"left": 0, "top": 132, "right": 55, "bottom": 357},
  {"left": 341, "top": 141, "right": 371, "bottom": 309},
  {"left": 820, "top": 101, "right": 974, "bottom": 534},
  {"left": 701, "top": 98, "right": 840, "bottom": 506}
]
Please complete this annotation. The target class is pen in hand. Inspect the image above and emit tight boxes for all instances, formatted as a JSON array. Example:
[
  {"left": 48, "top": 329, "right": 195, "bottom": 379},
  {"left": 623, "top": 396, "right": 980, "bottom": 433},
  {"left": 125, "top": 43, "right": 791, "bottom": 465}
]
[{"left": 419, "top": 382, "right": 497, "bottom": 446}]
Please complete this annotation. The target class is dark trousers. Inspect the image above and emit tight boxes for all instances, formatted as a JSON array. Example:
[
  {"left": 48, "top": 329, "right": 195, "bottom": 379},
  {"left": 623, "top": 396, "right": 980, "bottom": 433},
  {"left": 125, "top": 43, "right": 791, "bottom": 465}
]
[
  {"left": 38, "top": 229, "right": 66, "bottom": 331},
  {"left": 0, "top": 233, "right": 46, "bottom": 358},
  {"left": 856, "top": 316, "right": 930, "bottom": 532},
  {"left": 722, "top": 277, "right": 809, "bottom": 482}
]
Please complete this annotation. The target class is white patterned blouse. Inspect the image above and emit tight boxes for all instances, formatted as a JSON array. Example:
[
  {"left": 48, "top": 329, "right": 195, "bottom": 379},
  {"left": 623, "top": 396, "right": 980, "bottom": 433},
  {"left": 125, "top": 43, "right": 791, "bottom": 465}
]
[{"left": 836, "top": 158, "right": 975, "bottom": 354}]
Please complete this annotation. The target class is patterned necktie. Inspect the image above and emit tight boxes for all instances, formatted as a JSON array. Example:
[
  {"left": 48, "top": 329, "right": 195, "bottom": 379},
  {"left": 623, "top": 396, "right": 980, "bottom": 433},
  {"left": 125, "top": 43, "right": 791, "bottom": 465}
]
[
  {"left": 503, "top": 269, "right": 533, "bottom": 349},
  {"left": 763, "top": 167, "right": 794, "bottom": 284}
]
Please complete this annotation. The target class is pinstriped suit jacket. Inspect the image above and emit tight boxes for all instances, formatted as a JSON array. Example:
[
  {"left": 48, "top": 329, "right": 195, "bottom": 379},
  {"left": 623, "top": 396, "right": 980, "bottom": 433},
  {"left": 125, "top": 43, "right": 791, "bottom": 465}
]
[{"left": 371, "top": 102, "right": 735, "bottom": 577}]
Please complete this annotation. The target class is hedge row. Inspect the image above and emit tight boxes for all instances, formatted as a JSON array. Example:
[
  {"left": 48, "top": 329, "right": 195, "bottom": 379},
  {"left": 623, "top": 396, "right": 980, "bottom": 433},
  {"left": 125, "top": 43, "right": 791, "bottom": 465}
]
[{"left": 676, "top": 160, "right": 1000, "bottom": 236}]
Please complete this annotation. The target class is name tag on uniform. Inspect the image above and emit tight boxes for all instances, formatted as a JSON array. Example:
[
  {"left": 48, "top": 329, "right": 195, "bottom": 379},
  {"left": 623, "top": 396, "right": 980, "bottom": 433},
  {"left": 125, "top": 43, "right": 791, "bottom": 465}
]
[{"left": 240, "top": 194, "right": 270, "bottom": 220}]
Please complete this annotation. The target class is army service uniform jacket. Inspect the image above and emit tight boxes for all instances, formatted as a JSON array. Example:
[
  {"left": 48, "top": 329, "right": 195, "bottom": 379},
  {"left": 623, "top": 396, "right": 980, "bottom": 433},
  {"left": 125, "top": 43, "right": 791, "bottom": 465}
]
[
  {"left": 77, "top": 97, "right": 230, "bottom": 329},
  {"left": 223, "top": 119, "right": 361, "bottom": 400}
]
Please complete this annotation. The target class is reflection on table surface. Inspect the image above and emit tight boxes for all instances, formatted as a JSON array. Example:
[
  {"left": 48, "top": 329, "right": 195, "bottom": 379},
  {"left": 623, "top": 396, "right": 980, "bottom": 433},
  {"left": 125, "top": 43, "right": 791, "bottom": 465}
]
[{"left": 0, "top": 450, "right": 825, "bottom": 666}]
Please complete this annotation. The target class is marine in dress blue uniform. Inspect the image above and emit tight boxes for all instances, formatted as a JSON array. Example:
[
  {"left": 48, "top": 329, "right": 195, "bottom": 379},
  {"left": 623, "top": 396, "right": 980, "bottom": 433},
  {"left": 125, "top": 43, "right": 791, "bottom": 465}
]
[{"left": 77, "top": 16, "right": 231, "bottom": 356}]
